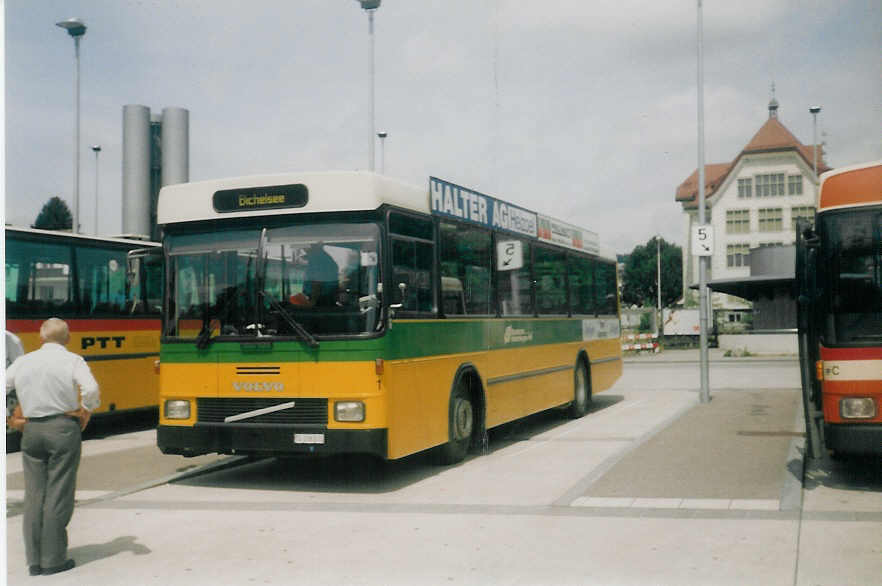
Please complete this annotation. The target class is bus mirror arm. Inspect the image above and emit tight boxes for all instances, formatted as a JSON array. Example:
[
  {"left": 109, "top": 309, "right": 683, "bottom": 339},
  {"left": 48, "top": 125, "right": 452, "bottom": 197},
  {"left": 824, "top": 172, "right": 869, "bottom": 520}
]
[{"left": 359, "top": 294, "right": 380, "bottom": 313}]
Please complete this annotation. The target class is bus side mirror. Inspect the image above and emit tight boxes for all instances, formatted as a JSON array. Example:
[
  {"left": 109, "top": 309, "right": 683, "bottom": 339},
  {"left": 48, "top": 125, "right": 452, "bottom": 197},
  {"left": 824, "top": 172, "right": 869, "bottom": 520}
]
[{"left": 390, "top": 282, "right": 407, "bottom": 310}]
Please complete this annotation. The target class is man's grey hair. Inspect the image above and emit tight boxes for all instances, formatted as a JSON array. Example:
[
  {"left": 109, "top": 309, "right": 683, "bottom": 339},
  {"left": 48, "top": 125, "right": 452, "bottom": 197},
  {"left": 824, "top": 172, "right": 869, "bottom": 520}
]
[{"left": 40, "top": 317, "right": 71, "bottom": 345}]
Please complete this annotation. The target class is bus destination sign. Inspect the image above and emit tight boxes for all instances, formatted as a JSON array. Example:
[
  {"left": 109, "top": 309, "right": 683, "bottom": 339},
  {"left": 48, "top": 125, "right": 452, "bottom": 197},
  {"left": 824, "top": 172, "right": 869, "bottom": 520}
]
[
  {"left": 213, "top": 183, "right": 309, "bottom": 213},
  {"left": 429, "top": 177, "right": 537, "bottom": 238}
]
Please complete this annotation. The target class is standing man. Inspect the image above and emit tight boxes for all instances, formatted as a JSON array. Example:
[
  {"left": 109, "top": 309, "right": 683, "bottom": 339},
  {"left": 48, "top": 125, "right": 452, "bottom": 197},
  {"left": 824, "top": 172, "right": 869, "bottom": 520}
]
[{"left": 5, "top": 318, "right": 99, "bottom": 576}]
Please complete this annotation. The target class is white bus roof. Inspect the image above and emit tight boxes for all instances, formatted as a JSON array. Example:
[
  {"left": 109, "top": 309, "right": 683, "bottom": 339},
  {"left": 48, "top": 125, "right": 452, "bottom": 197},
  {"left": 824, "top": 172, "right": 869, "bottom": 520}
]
[
  {"left": 157, "top": 171, "right": 617, "bottom": 262},
  {"left": 4, "top": 225, "right": 159, "bottom": 247},
  {"left": 158, "top": 171, "right": 426, "bottom": 225}
]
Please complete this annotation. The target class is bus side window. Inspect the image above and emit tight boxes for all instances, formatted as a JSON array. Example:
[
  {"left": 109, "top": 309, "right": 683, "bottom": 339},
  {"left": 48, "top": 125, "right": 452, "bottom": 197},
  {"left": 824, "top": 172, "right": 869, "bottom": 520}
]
[
  {"left": 77, "top": 247, "right": 127, "bottom": 315},
  {"left": 569, "top": 255, "right": 595, "bottom": 316},
  {"left": 389, "top": 212, "right": 436, "bottom": 315},
  {"left": 595, "top": 260, "right": 617, "bottom": 315},
  {"left": 5, "top": 239, "right": 74, "bottom": 315},
  {"left": 535, "top": 246, "right": 567, "bottom": 315},
  {"left": 496, "top": 238, "right": 533, "bottom": 316},
  {"left": 439, "top": 221, "right": 493, "bottom": 316}
]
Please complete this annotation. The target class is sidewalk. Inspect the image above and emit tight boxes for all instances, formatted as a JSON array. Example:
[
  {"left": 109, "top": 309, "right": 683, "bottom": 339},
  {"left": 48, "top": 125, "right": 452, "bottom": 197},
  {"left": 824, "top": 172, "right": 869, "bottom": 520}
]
[{"left": 624, "top": 347, "right": 798, "bottom": 363}]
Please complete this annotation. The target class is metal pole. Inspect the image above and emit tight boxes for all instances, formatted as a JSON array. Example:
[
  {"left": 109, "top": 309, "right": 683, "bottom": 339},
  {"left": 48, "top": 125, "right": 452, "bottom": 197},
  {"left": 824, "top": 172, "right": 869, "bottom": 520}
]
[
  {"left": 92, "top": 145, "right": 101, "bottom": 234},
  {"left": 657, "top": 235, "right": 662, "bottom": 336},
  {"left": 810, "top": 106, "right": 821, "bottom": 180},
  {"left": 377, "top": 132, "right": 387, "bottom": 174},
  {"left": 697, "top": 0, "right": 711, "bottom": 403},
  {"left": 368, "top": 9, "right": 376, "bottom": 172},
  {"left": 73, "top": 35, "right": 82, "bottom": 233}
]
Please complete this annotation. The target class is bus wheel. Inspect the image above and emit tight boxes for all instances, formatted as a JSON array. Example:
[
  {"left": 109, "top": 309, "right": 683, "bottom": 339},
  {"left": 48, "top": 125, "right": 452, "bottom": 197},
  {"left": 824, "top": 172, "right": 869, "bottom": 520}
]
[
  {"left": 438, "top": 384, "right": 474, "bottom": 465},
  {"left": 568, "top": 359, "right": 591, "bottom": 419}
]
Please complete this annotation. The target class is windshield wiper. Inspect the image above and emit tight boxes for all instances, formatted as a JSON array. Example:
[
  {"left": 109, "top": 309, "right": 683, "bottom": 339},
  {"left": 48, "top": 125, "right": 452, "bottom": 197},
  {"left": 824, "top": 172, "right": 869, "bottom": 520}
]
[
  {"left": 259, "top": 290, "right": 319, "bottom": 349},
  {"left": 196, "top": 305, "right": 214, "bottom": 350}
]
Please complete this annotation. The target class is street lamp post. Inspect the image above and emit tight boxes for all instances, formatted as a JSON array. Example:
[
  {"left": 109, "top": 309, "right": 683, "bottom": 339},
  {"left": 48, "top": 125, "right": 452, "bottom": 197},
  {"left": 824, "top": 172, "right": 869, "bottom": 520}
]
[
  {"left": 56, "top": 17, "right": 87, "bottom": 234},
  {"left": 355, "top": 0, "right": 381, "bottom": 171},
  {"left": 809, "top": 106, "right": 821, "bottom": 181},
  {"left": 92, "top": 145, "right": 102, "bottom": 235},
  {"left": 696, "top": 1, "right": 710, "bottom": 403},
  {"left": 377, "top": 131, "right": 387, "bottom": 174}
]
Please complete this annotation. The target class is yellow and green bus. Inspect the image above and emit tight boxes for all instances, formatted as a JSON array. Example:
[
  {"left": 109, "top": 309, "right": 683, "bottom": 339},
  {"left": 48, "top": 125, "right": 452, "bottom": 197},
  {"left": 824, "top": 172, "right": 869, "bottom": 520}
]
[
  {"left": 5, "top": 227, "right": 162, "bottom": 449},
  {"left": 156, "top": 173, "right": 621, "bottom": 463}
]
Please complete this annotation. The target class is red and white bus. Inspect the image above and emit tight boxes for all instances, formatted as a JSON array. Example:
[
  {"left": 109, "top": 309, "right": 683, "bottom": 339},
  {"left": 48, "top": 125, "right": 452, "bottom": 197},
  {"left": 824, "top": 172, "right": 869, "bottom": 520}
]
[{"left": 796, "top": 160, "right": 882, "bottom": 457}]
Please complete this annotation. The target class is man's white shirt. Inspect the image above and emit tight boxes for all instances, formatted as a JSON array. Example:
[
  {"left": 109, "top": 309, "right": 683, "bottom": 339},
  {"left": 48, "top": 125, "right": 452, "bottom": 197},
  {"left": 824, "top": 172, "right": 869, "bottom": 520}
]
[{"left": 5, "top": 342, "right": 100, "bottom": 417}]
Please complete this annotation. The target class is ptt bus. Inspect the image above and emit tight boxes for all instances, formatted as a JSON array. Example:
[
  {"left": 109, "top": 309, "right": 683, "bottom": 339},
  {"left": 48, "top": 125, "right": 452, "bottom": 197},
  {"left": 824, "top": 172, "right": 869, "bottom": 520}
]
[
  {"left": 796, "top": 160, "right": 882, "bottom": 457},
  {"left": 155, "top": 173, "right": 622, "bottom": 463},
  {"left": 5, "top": 227, "right": 162, "bottom": 449}
]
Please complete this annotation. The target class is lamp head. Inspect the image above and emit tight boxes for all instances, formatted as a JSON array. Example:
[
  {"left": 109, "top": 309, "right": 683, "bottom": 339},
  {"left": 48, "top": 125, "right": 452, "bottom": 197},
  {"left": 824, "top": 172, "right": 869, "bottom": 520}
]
[
  {"left": 377, "top": 132, "right": 387, "bottom": 139},
  {"left": 356, "top": 0, "right": 381, "bottom": 10},
  {"left": 91, "top": 145, "right": 102, "bottom": 153},
  {"left": 809, "top": 106, "right": 821, "bottom": 115},
  {"left": 56, "top": 18, "right": 87, "bottom": 37}
]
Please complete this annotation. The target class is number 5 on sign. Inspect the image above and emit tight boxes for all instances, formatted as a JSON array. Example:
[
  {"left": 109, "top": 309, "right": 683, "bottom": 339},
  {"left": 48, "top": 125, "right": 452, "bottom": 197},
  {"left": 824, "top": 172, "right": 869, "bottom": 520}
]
[{"left": 691, "top": 225, "right": 714, "bottom": 257}]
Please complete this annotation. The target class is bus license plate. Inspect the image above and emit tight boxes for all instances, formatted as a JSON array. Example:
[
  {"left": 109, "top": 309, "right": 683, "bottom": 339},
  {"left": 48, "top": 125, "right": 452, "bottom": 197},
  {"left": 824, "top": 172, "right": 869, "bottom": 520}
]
[{"left": 294, "top": 433, "right": 325, "bottom": 445}]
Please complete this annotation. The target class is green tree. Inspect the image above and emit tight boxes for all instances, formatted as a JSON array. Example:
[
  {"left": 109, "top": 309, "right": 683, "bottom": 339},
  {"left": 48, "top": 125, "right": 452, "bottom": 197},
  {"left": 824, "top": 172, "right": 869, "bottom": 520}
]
[
  {"left": 621, "top": 236, "right": 682, "bottom": 308},
  {"left": 32, "top": 196, "right": 73, "bottom": 230}
]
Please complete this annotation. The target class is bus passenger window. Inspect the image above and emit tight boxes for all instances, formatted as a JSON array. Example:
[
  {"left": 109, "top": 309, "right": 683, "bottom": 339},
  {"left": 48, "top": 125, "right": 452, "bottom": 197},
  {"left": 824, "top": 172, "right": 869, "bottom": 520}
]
[
  {"left": 595, "top": 261, "right": 618, "bottom": 315},
  {"left": 497, "top": 239, "right": 533, "bottom": 316},
  {"left": 389, "top": 212, "right": 435, "bottom": 315},
  {"left": 568, "top": 255, "right": 595, "bottom": 316},
  {"left": 439, "top": 222, "right": 493, "bottom": 316},
  {"left": 534, "top": 246, "right": 567, "bottom": 315},
  {"left": 5, "top": 239, "right": 74, "bottom": 315}
]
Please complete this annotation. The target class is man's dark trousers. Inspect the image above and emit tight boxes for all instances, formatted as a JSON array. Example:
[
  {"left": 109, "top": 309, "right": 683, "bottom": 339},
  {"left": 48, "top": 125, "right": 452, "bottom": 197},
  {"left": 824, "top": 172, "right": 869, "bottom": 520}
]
[{"left": 21, "top": 416, "right": 82, "bottom": 569}]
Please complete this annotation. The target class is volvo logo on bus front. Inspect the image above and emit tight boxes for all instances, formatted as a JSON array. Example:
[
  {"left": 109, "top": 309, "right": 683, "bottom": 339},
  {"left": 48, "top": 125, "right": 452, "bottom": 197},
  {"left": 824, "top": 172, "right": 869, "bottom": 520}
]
[{"left": 233, "top": 381, "right": 285, "bottom": 392}]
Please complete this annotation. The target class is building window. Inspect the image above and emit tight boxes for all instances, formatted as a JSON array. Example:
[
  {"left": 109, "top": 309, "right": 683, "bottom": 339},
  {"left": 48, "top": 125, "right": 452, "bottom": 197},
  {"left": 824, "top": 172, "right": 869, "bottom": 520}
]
[
  {"left": 737, "top": 178, "right": 752, "bottom": 198},
  {"left": 756, "top": 173, "right": 785, "bottom": 197},
  {"left": 788, "top": 175, "right": 803, "bottom": 195},
  {"left": 791, "top": 205, "right": 815, "bottom": 231},
  {"left": 727, "top": 244, "right": 750, "bottom": 267},
  {"left": 757, "top": 242, "right": 784, "bottom": 248},
  {"left": 725, "top": 209, "right": 750, "bottom": 234},
  {"left": 758, "top": 207, "right": 783, "bottom": 232}
]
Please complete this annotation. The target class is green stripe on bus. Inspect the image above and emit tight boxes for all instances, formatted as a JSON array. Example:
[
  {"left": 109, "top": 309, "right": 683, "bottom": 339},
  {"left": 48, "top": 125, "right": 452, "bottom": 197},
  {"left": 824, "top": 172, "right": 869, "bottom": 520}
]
[{"left": 160, "top": 318, "right": 597, "bottom": 363}]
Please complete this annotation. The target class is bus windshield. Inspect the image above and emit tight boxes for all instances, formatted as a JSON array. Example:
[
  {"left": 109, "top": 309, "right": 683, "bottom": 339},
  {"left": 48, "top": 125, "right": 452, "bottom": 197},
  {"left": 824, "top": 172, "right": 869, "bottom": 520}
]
[
  {"left": 165, "top": 221, "right": 382, "bottom": 341},
  {"left": 819, "top": 208, "right": 882, "bottom": 345}
]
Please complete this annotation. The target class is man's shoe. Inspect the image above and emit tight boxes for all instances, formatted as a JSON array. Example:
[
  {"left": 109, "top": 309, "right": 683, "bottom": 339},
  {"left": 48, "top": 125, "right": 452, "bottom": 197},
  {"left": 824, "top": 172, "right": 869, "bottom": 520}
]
[
  {"left": 28, "top": 565, "right": 41, "bottom": 576},
  {"left": 42, "top": 559, "right": 75, "bottom": 575}
]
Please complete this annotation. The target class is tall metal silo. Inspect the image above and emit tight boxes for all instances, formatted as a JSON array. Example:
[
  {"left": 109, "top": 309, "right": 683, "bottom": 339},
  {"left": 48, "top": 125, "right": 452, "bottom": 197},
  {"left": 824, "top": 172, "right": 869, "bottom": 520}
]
[
  {"left": 122, "top": 105, "right": 190, "bottom": 240},
  {"left": 122, "top": 105, "right": 152, "bottom": 238},
  {"left": 161, "top": 107, "right": 189, "bottom": 187}
]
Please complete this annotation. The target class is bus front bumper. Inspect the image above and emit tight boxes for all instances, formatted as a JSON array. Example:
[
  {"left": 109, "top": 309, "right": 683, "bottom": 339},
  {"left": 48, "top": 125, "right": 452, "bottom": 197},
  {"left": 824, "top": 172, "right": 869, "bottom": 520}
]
[
  {"left": 158, "top": 424, "right": 388, "bottom": 459},
  {"left": 824, "top": 423, "right": 882, "bottom": 455}
]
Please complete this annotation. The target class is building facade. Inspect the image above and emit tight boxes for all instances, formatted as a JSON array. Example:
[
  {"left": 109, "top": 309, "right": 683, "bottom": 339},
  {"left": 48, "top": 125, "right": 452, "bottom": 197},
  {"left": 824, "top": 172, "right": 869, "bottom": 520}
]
[{"left": 675, "top": 99, "right": 829, "bottom": 323}]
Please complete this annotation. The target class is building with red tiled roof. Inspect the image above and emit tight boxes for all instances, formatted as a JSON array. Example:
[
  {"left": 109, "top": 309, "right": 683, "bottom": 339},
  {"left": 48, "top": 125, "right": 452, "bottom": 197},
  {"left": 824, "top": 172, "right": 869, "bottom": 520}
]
[{"left": 676, "top": 99, "right": 829, "bottom": 320}]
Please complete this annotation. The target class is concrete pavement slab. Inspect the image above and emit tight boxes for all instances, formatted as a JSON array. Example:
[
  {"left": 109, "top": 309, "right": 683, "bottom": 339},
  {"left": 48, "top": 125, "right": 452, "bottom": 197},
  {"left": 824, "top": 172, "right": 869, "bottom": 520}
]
[
  {"left": 581, "top": 389, "right": 800, "bottom": 502},
  {"left": 6, "top": 503, "right": 801, "bottom": 586}
]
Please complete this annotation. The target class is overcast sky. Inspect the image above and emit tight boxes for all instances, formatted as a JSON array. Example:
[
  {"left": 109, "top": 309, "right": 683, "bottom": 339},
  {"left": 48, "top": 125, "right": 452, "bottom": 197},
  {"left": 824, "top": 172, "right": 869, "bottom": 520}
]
[{"left": 4, "top": 0, "right": 880, "bottom": 253}]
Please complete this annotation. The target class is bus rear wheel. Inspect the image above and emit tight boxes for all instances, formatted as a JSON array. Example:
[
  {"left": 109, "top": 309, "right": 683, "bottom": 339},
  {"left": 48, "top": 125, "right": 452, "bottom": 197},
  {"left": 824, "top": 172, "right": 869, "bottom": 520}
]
[
  {"left": 568, "top": 359, "right": 591, "bottom": 419},
  {"left": 437, "top": 384, "right": 474, "bottom": 465}
]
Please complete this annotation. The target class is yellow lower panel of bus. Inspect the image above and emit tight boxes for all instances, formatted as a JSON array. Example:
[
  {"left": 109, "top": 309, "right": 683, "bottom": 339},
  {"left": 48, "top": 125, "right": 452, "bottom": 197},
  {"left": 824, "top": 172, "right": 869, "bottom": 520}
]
[
  {"left": 12, "top": 330, "right": 159, "bottom": 415},
  {"left": 159, "top": 340, "right": 621, "bottom": 460},
  {"left": 159, "top": 361, "right": 385, "bottom": 429},
  {"left": 382, "top": 339, "right": 622, "bottom": 459}
]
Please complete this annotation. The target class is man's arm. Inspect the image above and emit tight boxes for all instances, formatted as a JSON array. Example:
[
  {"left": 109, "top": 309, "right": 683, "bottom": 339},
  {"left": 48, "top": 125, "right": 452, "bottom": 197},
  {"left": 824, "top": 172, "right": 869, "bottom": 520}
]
[{"left": 73, "top": 356, "right": 100, "bottom": 412}]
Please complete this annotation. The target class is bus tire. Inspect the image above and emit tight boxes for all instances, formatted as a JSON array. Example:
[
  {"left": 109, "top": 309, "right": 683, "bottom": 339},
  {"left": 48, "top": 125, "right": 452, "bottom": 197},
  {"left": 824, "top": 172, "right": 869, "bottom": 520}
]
[
  {"left": 437, "top": 382, "right": 474, "bottom": 465},
  {"left": 568, "top": 358, "right": 591, "bottom": 419}
]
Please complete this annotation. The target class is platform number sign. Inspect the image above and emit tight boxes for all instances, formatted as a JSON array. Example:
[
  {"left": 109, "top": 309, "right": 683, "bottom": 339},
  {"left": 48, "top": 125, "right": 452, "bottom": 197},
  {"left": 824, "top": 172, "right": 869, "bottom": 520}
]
[
  {"left": 691, "top": 225, "right": 714, "bottom": 257},
  {"left": 497, "top": 240, "right": 524, "bottom": 271}
]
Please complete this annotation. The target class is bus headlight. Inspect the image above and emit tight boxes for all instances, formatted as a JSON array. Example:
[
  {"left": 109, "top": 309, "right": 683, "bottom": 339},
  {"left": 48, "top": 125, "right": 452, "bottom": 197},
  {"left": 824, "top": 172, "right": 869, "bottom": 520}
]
[
  {"left": 840, "top": 398, "right": 876, "bottom": 419},
  {"left": 165, "top": 400, "right": 191, "bottom": 420},
  {"left": 335, "top": 401, "right": 365, "bottom": 422}
]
